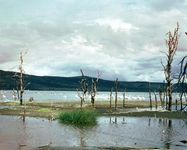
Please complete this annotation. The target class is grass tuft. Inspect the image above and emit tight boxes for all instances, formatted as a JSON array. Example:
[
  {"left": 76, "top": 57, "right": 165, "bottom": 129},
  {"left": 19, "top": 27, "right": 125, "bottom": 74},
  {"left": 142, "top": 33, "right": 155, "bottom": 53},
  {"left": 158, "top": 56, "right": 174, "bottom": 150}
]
[{"left": 58, "top": 109, "right": 97, "bottom": 126}]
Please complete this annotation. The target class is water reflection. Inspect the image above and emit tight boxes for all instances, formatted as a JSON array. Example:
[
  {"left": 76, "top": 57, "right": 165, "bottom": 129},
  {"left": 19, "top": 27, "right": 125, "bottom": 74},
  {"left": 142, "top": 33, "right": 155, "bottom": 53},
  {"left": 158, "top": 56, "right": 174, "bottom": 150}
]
[
  {"left": 0, "top": 116, "right": 187, "bottom": 150},
  {"left": 106, "top": 116, "right": 187, "bottom": 149},
  {"left": 109, "top": 116, "right": 120, "bottom": 124},
  {"left": 160, "top": 119, "right": 173, "bottom": 149},
  {"left": 79, "top": 129, "right": 86, "bottom": 149},
  {"left": 148, "top": 118, "right": 151, "bottom": 126},
  {"left": 18, "top": 120, "right": 27, "bottom": 150}
]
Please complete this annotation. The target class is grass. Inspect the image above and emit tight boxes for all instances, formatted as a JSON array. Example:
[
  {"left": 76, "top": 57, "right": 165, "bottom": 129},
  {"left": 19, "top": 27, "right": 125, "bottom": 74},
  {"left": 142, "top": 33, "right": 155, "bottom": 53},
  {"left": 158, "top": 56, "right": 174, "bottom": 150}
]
[
  {"left": 36, "top": 108, "right": 51, "bottom": 113},
  {"left": 0, "top": 101, "right": 187, "bottom": 120},
  {"left": 119, "top": 110, "right": 187, "bottom": 119},
  {"left": 58, "top": 109, "right": 98, "bottom": 126}
]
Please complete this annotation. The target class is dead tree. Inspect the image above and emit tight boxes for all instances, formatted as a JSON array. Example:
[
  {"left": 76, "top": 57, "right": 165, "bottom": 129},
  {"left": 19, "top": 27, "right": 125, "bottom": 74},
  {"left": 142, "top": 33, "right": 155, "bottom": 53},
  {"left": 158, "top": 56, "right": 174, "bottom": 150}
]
[
  {"left": 178, "top": 55, "right": 187, "bottom": 110},
  {"left": 162, "top": 23, "right": 179, "bottom": 111},
  {"left": 154, "top": 91, "right": 158, "bottom": 109},
  {"left": 15, "top": 51, "right": 30, "bottom": 106},
  {"left": 19, "top": 52, "right": 25, "bottom": 105},
  {"left": 148, "top": 82, "right": 152, "bottom": 109},
  {"left": 109, "top": 88, "right": 113, "bottom": 109},
  {"left": 162, "top": 80, "right": 167, "bottom": 109},
  {"left": 158, "top": 84, "right": 164, "bottom": 108},
  {"left": 90, "top": 72, "right": 100, "bottom": 107},
  {"left": 77, "top": 69, "right": 88, "bottom": 108},
  {"left": 114, "top": 78, "right": 119, "bottom": 110},
  {"left": 123, "top": 89, "right": 125, "bottom": 108},
  {"left": 12, "top": 72, "right": 20, "bottom": 100},
  {"left": 175, "top": 99, "right": 178, "bottom": 110},
  {"left": 158, "top": 81, "right": 167, "bottom": 109},
  {"left": 159, "top": 88, "right": 165, "bottom": 109},
  {"left": 159, "top": 90, "right": 163, "bottom": 107}
]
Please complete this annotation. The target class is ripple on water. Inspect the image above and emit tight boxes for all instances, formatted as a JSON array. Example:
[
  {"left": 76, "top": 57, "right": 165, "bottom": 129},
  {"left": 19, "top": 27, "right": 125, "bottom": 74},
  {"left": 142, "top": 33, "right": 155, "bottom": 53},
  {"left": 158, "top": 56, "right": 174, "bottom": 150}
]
[{"left": 0, "top": 115, "right": 187, "bottom": 150}]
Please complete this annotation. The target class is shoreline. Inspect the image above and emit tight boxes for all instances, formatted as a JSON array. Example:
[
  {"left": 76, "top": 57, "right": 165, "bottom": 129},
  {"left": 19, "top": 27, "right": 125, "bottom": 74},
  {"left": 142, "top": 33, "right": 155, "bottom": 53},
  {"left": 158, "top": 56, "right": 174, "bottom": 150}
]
[{"left": 0, "top": 101, "right": 187, "bottom": 120}]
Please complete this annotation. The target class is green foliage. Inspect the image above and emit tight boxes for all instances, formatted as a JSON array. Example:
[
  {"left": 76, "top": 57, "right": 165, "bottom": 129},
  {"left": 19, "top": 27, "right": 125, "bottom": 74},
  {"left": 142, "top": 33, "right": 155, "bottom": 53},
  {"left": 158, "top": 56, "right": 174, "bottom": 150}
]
[{"left": 58, "top": 109, "right": 97, "bottom": 126}]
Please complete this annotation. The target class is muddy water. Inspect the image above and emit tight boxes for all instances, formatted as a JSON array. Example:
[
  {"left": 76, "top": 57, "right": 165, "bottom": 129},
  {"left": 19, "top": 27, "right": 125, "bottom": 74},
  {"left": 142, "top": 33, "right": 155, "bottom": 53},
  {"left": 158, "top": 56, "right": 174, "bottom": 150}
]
[{"left": 0, "top": 116, "right": 187, "bottom": 150}]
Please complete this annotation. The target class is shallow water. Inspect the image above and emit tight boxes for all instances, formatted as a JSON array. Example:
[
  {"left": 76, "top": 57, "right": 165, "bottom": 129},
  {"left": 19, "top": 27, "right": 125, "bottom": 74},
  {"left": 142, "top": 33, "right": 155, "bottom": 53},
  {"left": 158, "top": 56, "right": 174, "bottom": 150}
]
[
  {"left": 0, "top": 115, "right": 187, "bottom": 150},
  {"left": 0, "top": 90, "right": 182, "bottom": 102}
]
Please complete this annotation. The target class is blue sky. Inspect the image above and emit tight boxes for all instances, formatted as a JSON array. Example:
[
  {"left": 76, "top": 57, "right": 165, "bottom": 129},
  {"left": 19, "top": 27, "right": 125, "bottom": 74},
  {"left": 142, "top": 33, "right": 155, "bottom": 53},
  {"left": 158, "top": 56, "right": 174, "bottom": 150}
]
[{"left": 0, "top": 0, "right": 187, "bottom": 81}]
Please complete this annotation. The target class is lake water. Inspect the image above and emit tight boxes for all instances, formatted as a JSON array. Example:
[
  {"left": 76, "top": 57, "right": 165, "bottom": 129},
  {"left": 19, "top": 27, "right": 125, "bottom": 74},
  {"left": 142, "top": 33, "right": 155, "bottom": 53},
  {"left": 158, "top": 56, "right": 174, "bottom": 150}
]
[
  {"left": 0, "top": 90, "right": 182, "bottom": 102},
  {"left": 0, "top": 115, "right": 186, "bottom": 150}
]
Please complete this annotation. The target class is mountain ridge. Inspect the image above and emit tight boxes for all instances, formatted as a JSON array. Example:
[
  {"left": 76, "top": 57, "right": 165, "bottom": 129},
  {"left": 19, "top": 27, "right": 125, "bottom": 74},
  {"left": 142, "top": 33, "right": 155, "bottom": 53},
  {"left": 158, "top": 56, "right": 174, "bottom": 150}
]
[{"left": 0, "top": 70, "right": 184, "bottom": 92}]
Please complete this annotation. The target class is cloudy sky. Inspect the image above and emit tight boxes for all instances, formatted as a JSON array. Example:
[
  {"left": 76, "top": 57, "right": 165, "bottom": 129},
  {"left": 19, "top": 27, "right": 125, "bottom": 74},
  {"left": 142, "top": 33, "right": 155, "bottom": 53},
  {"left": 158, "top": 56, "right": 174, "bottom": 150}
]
[{"left": 0, "top": 0, "right": 187, "bottom": 81}]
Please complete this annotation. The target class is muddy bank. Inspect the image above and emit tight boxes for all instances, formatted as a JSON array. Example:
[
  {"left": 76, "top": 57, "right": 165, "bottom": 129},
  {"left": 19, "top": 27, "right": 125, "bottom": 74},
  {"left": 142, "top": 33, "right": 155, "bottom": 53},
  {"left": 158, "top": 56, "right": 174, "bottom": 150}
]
[
  {"left": 0, "top": 101, "right": 187, "bottom": 119},
  {"left": 0, "top": 107, "right": 187, "bottom": 120},
  {"left": 104, "top": 110, "right": 187, "bottom": 119}
]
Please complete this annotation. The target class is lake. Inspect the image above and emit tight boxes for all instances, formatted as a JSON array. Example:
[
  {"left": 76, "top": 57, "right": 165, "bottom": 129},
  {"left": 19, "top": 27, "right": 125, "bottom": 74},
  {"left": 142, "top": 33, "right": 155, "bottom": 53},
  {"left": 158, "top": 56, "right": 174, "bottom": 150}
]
[
  {"left": 0, "top": 115, "right": 186, "bottom": 150},
  {"left": 0, "top": 90, "right": 182, "bottom": 103}
]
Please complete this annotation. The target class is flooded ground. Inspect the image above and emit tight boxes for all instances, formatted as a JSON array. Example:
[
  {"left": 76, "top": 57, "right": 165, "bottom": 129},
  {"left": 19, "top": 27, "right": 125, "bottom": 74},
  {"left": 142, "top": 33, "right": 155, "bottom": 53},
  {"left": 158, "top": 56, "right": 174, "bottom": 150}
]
[{"left": 0, "top": 115, "right": 187, "bottom": 150}]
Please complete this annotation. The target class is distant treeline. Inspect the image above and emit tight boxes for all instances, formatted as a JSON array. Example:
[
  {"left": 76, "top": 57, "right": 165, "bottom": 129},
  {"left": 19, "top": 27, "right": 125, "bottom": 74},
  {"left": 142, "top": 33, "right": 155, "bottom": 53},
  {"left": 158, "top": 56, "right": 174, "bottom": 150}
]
[{"left": 0, "top": 70, "right": 186, "bottom": 92}]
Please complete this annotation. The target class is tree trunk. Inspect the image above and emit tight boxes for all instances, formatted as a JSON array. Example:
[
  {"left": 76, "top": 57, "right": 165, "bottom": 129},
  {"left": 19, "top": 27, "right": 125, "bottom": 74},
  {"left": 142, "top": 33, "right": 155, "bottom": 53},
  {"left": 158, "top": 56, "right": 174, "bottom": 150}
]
[
  {"left": 114, "top": 78, "right": 118, "bottom": 110},
  {"left": 19, "top": 52, "right": 24, "bottom": 105},
  {"left": 110, "top": 88, "right": 113, "bottom": 109},
  {"left": 175, "top": 99, "right": 178, "bottom": 110},
  {"left": 149, "top": 82, "right": 152, "bottom": 109},
  {"left": 154, "top": 92, "right": 158, "bottom": 109},
  {"left": 167, "top": 62, "right": 172, "bottom": 111},
  {"left": 123, "top": 89, "right": 126, "bottom": 108},
  {"left": 162, "top": 23, "right": 179, "bottom": 111},
  {"left": 159, "top": 91, "right": 163, "bottom": 108},
  {"left": 20, "top": 91, "right": 23, "bottom": 105}
]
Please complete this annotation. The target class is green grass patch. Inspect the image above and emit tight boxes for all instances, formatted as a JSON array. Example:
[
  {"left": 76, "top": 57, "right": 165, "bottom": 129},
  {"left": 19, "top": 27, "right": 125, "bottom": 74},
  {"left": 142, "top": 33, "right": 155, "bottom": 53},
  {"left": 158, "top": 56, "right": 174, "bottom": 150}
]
[{"left": 58, "top": 109, "right": 98, "bottom": 126}]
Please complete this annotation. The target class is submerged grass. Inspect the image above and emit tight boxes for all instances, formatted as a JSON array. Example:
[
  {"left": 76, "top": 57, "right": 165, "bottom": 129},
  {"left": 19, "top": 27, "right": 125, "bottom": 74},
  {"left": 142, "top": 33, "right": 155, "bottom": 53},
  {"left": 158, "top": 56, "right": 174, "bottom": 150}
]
[{"left": 58, "top": 109, "right": 98, "bottom": 126}]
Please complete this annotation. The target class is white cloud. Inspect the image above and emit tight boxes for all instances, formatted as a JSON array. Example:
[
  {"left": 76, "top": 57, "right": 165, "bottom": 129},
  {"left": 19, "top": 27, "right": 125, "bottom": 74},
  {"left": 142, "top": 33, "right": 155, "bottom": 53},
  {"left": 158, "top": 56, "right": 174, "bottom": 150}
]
[
  {"left": 95, "top": 18, "right": 139, "bottom": 33},
  {"left": 0, "top": 0, "right": 187, "bottom": 82}
]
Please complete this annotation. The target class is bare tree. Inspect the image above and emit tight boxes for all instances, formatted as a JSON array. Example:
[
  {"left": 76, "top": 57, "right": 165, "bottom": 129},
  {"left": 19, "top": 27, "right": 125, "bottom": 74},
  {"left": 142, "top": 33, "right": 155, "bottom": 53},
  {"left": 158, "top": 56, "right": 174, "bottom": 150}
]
[
  {"left": 90, "top": 72, "right": 100, "bottom": 107},
  {"left": 114, "top": 78, "right": 119, "bottom": 110},
  {"left": 154, "top": 91, "right": 158, "bottom": 109},
  {"left": 109, "top": 88, "right": 113, "bottom": 109},
  {"left": 159, "top": 81, "right": 166, "bottom": 109},
  {"left": 178, "top": 55, "right": 187, "bottom": 110},
  {"left": 19, "top": 51, "right": 24, "bottom": 105},
  {"left": 123, "top": 88, "right": 126, "bottom": 108},
  {"left": 148, "top": 82, "right": 152, "bottom": 109},
  {"left": 162, "top": 23, "right": 179, "bottom": 111},
  {"left": 77, "top": 69, "right": 88, "bottom": 108},
  {"left": 13, "top": 51, "right": 29, "bottom": 106},
  {"left": 159, "top": 89, "right": 164, "bottom": 108},
  {"left": 12, "top": 72, "right": 20, "bottom": 100}
]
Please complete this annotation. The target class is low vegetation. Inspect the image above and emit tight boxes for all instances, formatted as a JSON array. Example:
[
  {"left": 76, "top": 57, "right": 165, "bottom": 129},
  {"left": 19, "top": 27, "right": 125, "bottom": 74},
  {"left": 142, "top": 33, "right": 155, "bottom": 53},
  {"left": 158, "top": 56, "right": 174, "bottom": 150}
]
[
  {"left": 0, "top": 101, "right": 187, "bottom": 120},
  {"left": 58, "top": 109, "right": 98, "bottom": 126},
  {"left": 110, "top": 111, "right": 187, "bottom": 119}
]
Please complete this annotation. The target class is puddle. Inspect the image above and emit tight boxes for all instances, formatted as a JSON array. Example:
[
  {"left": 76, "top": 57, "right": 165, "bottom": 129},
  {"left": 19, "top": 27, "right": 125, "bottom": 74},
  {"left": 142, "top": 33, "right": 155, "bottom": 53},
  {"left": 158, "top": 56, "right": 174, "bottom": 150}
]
[{"left": 0, "top": 115, "right": 187, "bottom": 150}]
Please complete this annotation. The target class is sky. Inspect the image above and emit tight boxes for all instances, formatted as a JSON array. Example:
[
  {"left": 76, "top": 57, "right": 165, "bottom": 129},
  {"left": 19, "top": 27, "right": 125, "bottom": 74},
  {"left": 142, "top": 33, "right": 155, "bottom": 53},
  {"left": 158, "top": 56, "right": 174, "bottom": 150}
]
[{"left": 0, "top": 0, "right": 187, "bottom": 82}]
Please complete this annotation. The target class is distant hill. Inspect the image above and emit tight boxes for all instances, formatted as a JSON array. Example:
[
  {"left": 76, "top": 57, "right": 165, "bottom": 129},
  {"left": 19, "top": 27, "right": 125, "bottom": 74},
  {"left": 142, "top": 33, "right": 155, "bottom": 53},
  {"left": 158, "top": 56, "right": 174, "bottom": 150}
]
[{"left": 0, "top": 70, "right": 185, "bottom": 92}]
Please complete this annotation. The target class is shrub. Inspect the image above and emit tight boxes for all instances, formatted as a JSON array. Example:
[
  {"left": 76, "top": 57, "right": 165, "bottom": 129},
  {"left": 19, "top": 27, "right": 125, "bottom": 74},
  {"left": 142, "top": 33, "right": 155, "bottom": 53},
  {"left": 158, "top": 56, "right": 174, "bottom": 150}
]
[{"left": 58, "top": 109, "right": 97, "bottom": 126}]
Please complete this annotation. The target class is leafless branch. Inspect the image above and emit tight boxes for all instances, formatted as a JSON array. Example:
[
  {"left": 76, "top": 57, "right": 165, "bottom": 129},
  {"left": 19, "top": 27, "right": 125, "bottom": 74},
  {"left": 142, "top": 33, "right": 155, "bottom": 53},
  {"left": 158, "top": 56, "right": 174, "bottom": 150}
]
[
  {"left": 162, "top": 23, "right": 179, "bottom": 111},
  {"left": 91, "top": 72, "right": 100, "bottom": 107}
]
